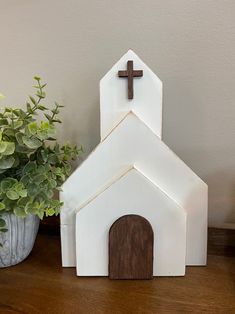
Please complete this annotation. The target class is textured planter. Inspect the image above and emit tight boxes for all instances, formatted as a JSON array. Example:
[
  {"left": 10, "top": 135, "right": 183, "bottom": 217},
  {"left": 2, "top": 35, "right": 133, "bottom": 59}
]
[{"left": 0, "top": 213, "right": 39, "bottom": 268}]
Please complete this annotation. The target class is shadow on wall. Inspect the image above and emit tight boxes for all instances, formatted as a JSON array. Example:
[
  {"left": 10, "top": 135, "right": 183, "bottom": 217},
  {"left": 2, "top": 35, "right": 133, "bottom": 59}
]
[
  {"left": 59, "top": 73, "right": 101, "bottom": 161},
  {"left": 205, "top": 170, "right": 235, "bottom": 228},
  {"left": 166, "top": 144, "right": 235, "bottom": 229}
]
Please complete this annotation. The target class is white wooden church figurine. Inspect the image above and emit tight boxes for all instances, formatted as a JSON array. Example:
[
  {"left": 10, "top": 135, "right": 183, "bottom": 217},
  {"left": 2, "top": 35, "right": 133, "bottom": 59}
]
[{"left": 60, "top": 50, "right": 208, "bottom": 278}]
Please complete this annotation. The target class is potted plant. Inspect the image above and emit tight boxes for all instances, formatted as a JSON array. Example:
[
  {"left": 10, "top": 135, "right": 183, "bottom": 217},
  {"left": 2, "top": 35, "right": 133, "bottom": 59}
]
[{"left": 0, "top": 77, "right": 82, "bottom": 267}]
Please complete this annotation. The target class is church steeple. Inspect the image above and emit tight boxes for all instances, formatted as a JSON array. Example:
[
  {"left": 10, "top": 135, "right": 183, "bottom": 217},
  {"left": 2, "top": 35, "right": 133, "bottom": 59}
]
[{"left": 100, "top": 50, "right": 162, "bottom": 140}]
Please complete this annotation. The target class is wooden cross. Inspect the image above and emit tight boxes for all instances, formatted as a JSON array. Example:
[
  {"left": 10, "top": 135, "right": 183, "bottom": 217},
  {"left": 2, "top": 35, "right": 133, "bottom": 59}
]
[{"left": 118, "top": 60, "right": 143, "bottom": 99}]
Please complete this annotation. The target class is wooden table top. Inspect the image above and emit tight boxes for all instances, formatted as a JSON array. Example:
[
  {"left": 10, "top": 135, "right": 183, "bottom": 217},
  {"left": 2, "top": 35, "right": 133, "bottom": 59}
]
[{"left": 0, "top": 229, "right": 234, "bottom": 314}]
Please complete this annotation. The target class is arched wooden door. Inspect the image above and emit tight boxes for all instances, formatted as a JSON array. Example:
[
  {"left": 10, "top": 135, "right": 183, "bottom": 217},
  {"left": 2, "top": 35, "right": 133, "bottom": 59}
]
[{"left": 109, "top": 214, "right": 154, "bottom": 279}]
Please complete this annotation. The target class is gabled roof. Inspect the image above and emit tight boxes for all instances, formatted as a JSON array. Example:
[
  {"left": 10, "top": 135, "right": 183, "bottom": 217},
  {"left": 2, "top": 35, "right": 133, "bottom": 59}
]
[
  {"left": 61, "top": 112, "right": 206, "bottom": 223},
  {"left": 100, "top": 50, "right": 162, "bottom": 140},
  {"left": 76, "top": 165, "right": 184, "bottom": 213}
]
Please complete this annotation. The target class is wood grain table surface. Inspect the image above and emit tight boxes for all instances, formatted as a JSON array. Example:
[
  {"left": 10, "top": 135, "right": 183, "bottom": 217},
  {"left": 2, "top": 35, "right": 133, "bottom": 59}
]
[{"left": 0, "top": 228, "right": 234, "bottom": 314}]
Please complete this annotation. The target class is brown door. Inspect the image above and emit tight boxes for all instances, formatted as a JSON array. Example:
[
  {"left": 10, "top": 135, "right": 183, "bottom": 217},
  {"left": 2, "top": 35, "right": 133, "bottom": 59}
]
[{"left": 109, "top": 214, "right": 154, "bottom": 279}]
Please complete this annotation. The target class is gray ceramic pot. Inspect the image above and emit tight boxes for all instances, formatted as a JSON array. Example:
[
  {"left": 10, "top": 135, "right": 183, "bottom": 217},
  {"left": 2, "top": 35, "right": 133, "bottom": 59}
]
[{"left": 0, "top": 213, "right": 40, "bottom": 268}]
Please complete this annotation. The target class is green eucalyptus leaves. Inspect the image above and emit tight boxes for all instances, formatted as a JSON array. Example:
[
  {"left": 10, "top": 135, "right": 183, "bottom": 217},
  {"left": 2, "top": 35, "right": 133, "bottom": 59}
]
[{"left": 0, "top": 77, "right": 82, "bottom": 236}]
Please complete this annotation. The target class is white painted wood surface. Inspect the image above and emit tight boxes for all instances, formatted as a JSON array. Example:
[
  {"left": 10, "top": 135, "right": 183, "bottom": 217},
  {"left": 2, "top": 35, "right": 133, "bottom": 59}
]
[
  {"left": 60, "top": 50, "right": 208, "bottom": 275},
  {"left": 61, "top": 112, "right": 207, "bottom": 266},
  {"left": 76, "top": 168, "right": 186, "bottom": 276},
  {"left": 100, "top": 50, "right": 162, "bottom": 140},
  {"left": 60, "top": 224, "right": 76, "bottom": 267}
]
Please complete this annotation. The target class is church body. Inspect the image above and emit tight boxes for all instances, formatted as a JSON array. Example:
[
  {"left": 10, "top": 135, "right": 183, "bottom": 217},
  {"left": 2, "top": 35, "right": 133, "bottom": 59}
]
[{"left": 60, "top": 50, "right": 208, "bottom": 277}]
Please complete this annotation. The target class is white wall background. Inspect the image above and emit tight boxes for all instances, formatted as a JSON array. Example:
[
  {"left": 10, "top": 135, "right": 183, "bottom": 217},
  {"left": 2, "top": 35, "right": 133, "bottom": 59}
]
[{"left": 0, "top": 0, "right": 235, "bottom": 228}]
